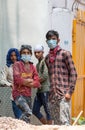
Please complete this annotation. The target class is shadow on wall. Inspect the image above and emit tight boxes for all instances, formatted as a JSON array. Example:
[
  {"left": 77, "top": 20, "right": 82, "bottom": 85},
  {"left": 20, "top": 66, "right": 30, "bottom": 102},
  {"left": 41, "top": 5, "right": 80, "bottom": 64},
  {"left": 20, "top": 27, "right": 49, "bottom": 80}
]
[
  {"left": 0, "top": 0, "right": 12, "bottom": 69},
  {"left": 0, "top": 0, "right": 19, "bottom": 70}
]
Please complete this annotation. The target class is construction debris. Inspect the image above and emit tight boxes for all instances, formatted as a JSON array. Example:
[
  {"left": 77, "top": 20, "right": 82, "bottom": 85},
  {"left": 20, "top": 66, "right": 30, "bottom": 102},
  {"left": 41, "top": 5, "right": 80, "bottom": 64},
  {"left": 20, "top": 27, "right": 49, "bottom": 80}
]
[{"left": 0, "top": 117, "right": 85, "bottom": 130}]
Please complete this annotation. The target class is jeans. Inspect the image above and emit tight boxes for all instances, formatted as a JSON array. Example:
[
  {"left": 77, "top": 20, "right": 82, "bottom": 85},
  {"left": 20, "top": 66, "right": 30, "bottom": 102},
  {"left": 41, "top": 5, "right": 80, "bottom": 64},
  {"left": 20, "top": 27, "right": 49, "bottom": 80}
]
[
  {"left": 12, "top": 101, "right": 22, "bottom": 119},
  {"left": 32, "top": 92, "right": 51, "bottom": 120},
  {"left": 15, "top": 95, "right": 32, "bottom": 123}
]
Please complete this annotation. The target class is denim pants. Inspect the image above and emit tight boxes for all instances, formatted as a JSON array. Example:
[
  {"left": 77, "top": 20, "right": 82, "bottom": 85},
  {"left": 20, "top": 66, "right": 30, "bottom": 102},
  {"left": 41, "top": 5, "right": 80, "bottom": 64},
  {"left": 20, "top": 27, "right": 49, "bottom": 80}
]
[
  {"left": 32, "top": 92, "right": 51, "bottom": 120},
  {"left": 12, "top": 101, "right": 22, "bottom": 119},
  {"left": 15, "top": 95, "right": 32, "bottom": 123}
]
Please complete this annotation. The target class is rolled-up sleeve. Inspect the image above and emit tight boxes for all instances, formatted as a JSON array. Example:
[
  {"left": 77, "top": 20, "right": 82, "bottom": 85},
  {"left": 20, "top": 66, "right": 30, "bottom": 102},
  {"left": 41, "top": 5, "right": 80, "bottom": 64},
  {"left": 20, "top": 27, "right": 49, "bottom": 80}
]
[
  {"left": 13, "top": 62, "right": 24, "bottom": 85},
  {"left": 32, "top": 66, "right": 40, "bottom": 88}
]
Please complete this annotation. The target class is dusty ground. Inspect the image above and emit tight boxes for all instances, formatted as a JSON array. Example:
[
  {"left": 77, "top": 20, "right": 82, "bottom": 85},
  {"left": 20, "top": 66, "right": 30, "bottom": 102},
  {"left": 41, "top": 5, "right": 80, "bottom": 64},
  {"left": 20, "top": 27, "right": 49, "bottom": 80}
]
[{"left": 0, "top": 117, "right": 85, "bottom": 130}]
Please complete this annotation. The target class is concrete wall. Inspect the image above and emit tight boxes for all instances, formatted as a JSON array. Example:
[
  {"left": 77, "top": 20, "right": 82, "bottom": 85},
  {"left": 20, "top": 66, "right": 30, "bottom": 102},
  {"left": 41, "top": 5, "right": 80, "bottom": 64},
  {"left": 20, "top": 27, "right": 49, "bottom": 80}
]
[
  {"left": 0, "top": 0, "right": 50, "bottom": 69},
  {"left": 0, "top": 0, "right": 85, "bottom": 69}
]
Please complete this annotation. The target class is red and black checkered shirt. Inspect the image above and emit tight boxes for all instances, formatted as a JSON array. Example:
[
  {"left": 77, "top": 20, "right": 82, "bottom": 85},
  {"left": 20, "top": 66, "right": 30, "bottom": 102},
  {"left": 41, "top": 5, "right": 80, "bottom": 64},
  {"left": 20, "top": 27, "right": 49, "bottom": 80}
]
[{"left": 45, "top": 47, "right": 77, "bottom": 100}]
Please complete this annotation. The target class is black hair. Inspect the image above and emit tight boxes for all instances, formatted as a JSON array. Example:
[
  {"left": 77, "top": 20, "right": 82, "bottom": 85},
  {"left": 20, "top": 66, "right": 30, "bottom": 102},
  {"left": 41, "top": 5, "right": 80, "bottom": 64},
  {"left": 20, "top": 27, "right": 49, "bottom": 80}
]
[
  {"left": 46, "top": 30, "right": 59, "bottom": 40},
  {"left": 20, "top": 44, "right": 32, "bottom": 55}
]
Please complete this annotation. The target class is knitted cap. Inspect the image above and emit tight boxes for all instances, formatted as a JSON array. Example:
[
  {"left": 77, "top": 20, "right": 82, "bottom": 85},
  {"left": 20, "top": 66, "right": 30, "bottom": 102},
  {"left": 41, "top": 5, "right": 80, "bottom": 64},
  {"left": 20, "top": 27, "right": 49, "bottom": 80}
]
[{"left": 34, "top": 44, "right": 44, "bottom": 52}]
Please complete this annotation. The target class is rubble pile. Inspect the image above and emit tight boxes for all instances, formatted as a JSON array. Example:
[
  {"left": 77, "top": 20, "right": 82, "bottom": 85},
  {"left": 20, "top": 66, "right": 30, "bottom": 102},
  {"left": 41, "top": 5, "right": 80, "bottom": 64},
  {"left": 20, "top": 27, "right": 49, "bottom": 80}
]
[{"left": 0, "top": 117, "right": 85, "bottom": 130}]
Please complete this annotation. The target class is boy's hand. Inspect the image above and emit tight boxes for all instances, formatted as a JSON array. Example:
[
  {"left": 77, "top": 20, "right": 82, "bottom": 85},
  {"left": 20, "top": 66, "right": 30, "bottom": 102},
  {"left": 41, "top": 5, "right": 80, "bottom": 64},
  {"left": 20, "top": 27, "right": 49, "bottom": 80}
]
[
  {"left": 23, "top": 78, "right": 34, "bottom": 87},
  {"left": 26, "top": 78, "right": 34, "bottom": 87},
  {"left": 27, "top": 78, "right": 33, "bottom": 83},
  {"left": 39, "top": 78, "right": 44, "bottom": 83},
  {"left": 65, "top": 93, "right": 71, "bottom": 101}
]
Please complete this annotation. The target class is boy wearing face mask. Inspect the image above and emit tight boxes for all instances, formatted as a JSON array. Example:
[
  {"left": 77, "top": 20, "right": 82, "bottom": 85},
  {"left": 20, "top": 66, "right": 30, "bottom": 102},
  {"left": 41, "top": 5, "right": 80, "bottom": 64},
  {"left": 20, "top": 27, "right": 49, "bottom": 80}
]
[
  {"left": 45, "top": 30, "right": 77, "bottom": 125},
  {"left": 12, "top": 45, "right": 40, "bottom": 123}
]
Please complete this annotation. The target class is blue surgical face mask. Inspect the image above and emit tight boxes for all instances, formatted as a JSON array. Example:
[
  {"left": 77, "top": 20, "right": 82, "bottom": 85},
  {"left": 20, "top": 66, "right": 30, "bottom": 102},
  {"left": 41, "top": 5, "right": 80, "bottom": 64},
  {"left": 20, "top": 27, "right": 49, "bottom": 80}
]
[
  {"left": 47, "top": 39, "right": 58, "bottom": 49},
  {"left": 21, "top": 54, "right": 31, "bottom": 63}
]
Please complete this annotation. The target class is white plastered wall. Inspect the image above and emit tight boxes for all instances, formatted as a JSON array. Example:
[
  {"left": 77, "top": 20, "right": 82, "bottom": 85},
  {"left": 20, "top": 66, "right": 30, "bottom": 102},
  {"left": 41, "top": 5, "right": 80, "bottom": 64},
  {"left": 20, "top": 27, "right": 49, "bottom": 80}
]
[
  {"left": 0, "top": 0, "right": 85, "bottom": 70},
  {"left": 0, "top": 0, "right": 50, "bottom": 70}
]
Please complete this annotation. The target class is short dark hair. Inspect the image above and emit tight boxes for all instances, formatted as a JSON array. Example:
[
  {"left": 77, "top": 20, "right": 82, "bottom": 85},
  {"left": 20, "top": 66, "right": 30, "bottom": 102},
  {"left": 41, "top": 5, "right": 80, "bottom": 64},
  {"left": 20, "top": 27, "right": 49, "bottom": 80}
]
[
  {"left": 46, "top": 30, "right": 59, "bottom": 40},
  {"left": 20, "top": 44, "right": 32, "bottom": 54}
]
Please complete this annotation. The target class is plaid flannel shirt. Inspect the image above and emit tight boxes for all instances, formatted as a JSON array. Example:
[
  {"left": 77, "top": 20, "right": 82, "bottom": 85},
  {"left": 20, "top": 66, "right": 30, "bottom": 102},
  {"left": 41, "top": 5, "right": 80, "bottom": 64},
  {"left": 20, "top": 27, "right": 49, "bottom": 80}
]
[{"left": 45, "top": 47, "right": 77, "bottom": 100}]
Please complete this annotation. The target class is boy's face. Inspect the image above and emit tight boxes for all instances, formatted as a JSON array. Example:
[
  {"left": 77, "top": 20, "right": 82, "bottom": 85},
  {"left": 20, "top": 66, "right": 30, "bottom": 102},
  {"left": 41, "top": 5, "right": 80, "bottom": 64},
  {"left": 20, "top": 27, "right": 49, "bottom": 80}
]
[
  {"left": 10, "top": 51, "right": 17, "bottom": 63},
  {"left": 21, "top": 49, "right": 31, "bottom": 55},
  {"left": 34, "top": 51, "right": 43, "bottom": 60}
]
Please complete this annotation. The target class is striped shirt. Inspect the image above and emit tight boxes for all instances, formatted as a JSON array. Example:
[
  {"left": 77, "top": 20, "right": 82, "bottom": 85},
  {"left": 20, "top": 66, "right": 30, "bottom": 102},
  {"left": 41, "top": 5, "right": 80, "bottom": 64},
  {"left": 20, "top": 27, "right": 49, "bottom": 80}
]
[{"left": 45, "top": 47, "right": 77, "bottom": 99}]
